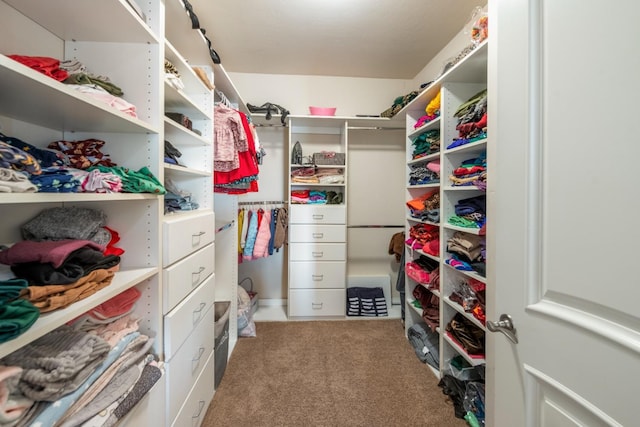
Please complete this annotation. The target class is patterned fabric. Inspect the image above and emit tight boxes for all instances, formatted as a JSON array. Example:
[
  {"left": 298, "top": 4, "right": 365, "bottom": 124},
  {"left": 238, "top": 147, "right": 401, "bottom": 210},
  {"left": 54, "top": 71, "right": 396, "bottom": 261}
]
[
  {"left": 0, "top": 132, "right": 64, "bottom": 167},
  {"left": 48, "top": 139, "right": 116, "bottom": 170},
  {"left": 0, "top": 141, "right": 41, "bottom": 175}
]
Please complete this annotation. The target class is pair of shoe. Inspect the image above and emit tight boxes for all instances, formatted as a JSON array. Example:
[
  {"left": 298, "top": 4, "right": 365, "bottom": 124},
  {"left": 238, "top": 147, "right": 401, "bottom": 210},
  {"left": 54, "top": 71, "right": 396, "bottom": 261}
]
[{"left": 247, "top": 103, "right": 290, "bottom": 126}]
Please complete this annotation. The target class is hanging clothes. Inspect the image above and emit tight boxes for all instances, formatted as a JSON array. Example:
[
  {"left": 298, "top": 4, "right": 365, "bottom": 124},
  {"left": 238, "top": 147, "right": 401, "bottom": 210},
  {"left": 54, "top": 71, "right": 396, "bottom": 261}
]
[
  {"left": 237, "top": 204, "right": 287, "bottom": 261},
  {"left": 252, "top": 210, "right": 272, "bottom": 259},
  {"left": 214, "top": 105, "right": 260, "bottom": 194}
]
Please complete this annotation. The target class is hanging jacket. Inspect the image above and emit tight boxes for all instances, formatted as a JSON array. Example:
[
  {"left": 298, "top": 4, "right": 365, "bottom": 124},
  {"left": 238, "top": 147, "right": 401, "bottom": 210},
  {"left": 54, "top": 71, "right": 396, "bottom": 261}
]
[
  {"left": 242, "top": 211, "right": 259, "bottom": 260},
  {"left": 240, "top": 208, "right": 250, "bottom": 250},
  {"left": 273, "top": 206, "right": 288, "bottom": 251},
  {"left": 237, "top": 208, "right": 244, "bottom": 253},
  {"left": 252, "top": 210, "right": 272, "bottom": 259},
  {"left": 268, "top": 208, "right": 278, "bottom": 255}
]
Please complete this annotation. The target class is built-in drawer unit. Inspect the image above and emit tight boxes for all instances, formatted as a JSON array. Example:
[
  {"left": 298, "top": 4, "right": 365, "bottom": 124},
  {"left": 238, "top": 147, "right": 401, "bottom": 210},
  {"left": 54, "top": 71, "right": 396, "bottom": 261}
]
[
  {"left": 163, "top": 211, "right": 215, "bottom": 267},
  {"left": 289, "top": 243, "right": 346, "bottom": 261},
  {"left": 289, "top": 289, "right": 346, "bottom": 317},
  {"left": 289, "top": 224, "right": 346, "bottom": 243},
  {"left": 164, "top": 273, "right": 215, "bottom": 360},
  {"left": 170, "top": 350, "right": 215, "bottom": 427},
  {"left": 289, "top": 261, "right": 346, "bottom": 289},
  {"left": 166, "top": 304, "right": 215, "bottom": 423},
  {"left": 289, "top": 205, "right": 346, "bottom": 225},
  {"left": 163, "top": 243, "right": 215, "bottom": 314}
]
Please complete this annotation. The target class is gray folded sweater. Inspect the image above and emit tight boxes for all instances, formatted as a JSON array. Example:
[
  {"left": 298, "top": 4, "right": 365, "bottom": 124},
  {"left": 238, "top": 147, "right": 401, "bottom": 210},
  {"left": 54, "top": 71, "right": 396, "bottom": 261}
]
[{"left": 1, "top": 325, "right": 110, "bottom": 401}]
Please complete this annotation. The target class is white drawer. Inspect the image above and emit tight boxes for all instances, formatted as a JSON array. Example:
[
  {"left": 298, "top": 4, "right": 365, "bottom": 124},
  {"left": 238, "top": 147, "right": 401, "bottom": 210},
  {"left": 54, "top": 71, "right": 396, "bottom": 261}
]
[
  {"left": 163, "top": 243, "right": 215, "bottom": 314},
  {"left": 164, "top": 273, "right": 215, "bottom": 360},
  {"left": 289, "top": 261, "right": 346, "bottom": 289},
  {"left": 166, "top": 305, "right": 215, "bottom": 423},
  {"left": 289, "top": 205, "right": 346, "bottom": 224},
  {"left": 163, "top": 211, "right": 215, "bottom": 267},
  {"left": 289, "top": 289, "right": 345, "bottom": 317},
  {"left": 170, "top": 350, "right": 215, "bottom": 427},
  {"left": 289, "top": 243, "right": 346, "bottom": 261},
  {"left": 289, "top": 224, "right": 346, "bottom": 243}
]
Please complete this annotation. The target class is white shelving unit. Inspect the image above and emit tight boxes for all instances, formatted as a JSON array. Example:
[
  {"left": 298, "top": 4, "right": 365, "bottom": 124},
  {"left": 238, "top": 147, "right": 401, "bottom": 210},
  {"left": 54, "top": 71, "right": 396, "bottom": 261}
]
[
  {"left": 287, "top": 117, "right": 348, "bottom": 319},
  {"left": 0, "top": 0, "right": 165, "bottom": 425},
  {"left": 403, "top": 40, "right": 488, "bottom": 378},
  {"left": 0, "top": 0, "right": 252, "bottom": 425}
]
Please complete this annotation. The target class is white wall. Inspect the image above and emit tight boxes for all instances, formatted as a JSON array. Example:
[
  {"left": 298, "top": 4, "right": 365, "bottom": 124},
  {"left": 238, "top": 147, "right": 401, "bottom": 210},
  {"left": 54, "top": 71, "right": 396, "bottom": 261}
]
[
  {"left": 230, "top": 9, "right": 485, "bottom": 304},
  {"left": 228, "top": 73, "right": 413, "bottom": 117},
  {"left": 347, "top": 128, "right": 406, "bottom": 303}
]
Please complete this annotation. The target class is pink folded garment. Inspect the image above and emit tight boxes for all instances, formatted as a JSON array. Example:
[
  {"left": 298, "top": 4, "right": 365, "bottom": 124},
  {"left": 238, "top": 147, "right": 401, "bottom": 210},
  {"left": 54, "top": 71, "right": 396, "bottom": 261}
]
[
  {"left": 427, "top": 160, "right": 440, "bottom": 174},
  {"left": 0, "top": 239, "right": 105, "bottom": 268},
  {"left": 89, "top": 287, "right": 142, "bottom": 320}
]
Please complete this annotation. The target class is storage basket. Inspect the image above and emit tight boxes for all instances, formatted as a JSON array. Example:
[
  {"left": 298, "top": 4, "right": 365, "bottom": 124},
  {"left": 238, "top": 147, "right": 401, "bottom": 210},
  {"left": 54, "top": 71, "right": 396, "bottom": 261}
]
[
  {"left": 346, "top": 286, "right": 388, "bottom": 317},
  {"left": 313, "top": 151, "right": 345, "bottom": 165},
  {"left": 239, "top": 277, "right": 258, "bottom": 316}
]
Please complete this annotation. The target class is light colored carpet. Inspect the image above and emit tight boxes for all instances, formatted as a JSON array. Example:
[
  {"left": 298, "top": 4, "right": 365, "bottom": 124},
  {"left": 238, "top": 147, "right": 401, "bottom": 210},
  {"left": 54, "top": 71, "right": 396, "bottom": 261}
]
[{"left": 202, "top": 319, "right": 466, "bottom": 427}]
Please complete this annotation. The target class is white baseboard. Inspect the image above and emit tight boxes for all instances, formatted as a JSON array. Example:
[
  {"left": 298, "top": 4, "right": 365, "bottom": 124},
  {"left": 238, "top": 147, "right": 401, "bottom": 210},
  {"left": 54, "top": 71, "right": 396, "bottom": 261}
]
[{"left": 258, "top": 298, "right": 287, "bottom": 307}]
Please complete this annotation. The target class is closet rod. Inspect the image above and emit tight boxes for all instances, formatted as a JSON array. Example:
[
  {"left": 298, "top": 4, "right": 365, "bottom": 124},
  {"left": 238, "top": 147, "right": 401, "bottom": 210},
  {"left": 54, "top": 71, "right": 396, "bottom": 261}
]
[
  {"left": 238, "top": 200, "right": 288, "bottom": 206},
  {"left": 347, "top": 126, "right": 404, "bottom": 131},
  {"left": 347, "top": 225, "right": 404, "bottom": 228}
]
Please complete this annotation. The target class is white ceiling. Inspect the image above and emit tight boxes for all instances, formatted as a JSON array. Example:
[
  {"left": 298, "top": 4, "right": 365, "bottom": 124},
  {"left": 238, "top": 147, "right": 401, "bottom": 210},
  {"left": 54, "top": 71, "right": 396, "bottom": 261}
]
[{"left": 189, "top": 0, "right": 486, "bottom": 79}]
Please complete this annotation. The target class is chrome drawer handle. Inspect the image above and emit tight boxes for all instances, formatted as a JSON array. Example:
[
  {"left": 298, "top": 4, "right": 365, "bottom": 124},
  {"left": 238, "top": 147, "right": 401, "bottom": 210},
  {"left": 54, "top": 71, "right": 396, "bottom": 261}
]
[
  {"left": 192, "top": 400, "right": 205, "bottom": 421},
  {"left": 192, "top": 266, "right": 205, "bottom": 286},
  {"left": 192, "top": 302, "right": 206, "bottom": 324},
  {"left": 192, "top": 346, "right": 205, "bottom": 363},
  {"left": 192, "top": 231, "right": 205, "bottom": 246},
  {"left": 192, "top": 347, "right": 205, "bottom": 372},
  {"left": 312, "top": 214, "right": 324, "bottom": 220},
  {"left": 312, "top": 274, "right": 324, "bottom": 281},
  {"left": 312, "top": 251, "right": 324, "bottom": 258},
  {"left": 312, "top": 233, "right": 324, "bottom": 238},
  {"left": 312, "top": 302, "right": 323, "bottom": 310}
]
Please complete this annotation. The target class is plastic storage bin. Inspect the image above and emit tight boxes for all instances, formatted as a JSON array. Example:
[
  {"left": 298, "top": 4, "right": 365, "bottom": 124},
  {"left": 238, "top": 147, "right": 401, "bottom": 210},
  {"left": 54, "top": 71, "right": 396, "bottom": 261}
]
[{"left": 214, "top": 301, "right": 231, "bottom": 389}]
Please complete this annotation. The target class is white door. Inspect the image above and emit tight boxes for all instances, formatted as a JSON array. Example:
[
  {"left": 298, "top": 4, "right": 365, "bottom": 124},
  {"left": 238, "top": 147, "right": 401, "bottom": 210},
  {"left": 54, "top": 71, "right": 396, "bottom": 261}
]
[{"left": 487, "top": 0, "right": 640, "bottom": 426}]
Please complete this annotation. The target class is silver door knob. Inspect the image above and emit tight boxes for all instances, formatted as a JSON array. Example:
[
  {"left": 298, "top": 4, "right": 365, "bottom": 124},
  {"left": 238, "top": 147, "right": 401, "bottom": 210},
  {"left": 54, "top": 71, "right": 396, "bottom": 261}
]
[{"left": 487, "top": 313, "right": 518, "bottom": 344}]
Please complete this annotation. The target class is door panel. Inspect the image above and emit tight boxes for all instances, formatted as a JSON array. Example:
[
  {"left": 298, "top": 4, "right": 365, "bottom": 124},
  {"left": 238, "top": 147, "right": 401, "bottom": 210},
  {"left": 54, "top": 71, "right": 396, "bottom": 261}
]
[{"left": 488, "top": 0, "right": 640, "bottom": 425}]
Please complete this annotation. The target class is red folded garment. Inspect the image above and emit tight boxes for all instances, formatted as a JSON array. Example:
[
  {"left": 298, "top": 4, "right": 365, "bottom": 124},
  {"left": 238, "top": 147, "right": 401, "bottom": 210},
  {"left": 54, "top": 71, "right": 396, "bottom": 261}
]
[
  {"left": 8, "top": 55, "right": 68, "bottom": 82},
  {"left": 89, "top": 287, "right": 141, "bottom": 319}
]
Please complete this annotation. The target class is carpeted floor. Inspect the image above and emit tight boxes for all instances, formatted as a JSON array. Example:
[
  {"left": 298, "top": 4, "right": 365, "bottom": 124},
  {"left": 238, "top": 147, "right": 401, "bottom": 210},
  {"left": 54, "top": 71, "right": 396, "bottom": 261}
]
[{"left": 202, "top": 320, "right": 466, "bottom": 427}]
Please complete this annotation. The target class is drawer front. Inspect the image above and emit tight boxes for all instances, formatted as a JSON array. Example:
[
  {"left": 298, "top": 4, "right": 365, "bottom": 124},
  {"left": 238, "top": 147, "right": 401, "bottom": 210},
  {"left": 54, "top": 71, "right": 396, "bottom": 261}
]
[
  {"left": 170, "top": 351, "right": 215, "bottom": 427},
  {"left": 164, "top": 274, "right": 215, "bottom": 360},
  {"left": 288, "top": 243, "right": 346, "bottom": 261},
  {"left": 289, "top": 261, "right": 346, "bottom": 289},
  {"left": 289, "top": 224, "right": 346, "bottom": 243},
  {"left": 166, "top": 305, "right": 215, "bottom": 423},
  {"left": 163, "top": 243, "right": 215, "bottom": 314},
  {"left": 163, "top": 211, "right": 215, "bottom": 267},
  {"left": 289, "top": 205, "right": 346, "bottom": 224},
  {"left": 289, "top": 289, "right": 345, "bottom": 317}
]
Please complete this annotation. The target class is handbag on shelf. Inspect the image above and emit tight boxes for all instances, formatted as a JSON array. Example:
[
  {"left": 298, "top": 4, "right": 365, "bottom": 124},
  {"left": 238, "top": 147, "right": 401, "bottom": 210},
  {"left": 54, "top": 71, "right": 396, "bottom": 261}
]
[{"left": 312, "top": 151, "right": 345, "bottom": 166}]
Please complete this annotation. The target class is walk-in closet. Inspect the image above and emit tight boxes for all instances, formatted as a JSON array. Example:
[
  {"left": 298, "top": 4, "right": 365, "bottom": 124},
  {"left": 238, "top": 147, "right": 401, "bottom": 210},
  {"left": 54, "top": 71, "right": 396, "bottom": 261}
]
[{"left": 1, "top": 0, "right": 638, "bottom": 426}]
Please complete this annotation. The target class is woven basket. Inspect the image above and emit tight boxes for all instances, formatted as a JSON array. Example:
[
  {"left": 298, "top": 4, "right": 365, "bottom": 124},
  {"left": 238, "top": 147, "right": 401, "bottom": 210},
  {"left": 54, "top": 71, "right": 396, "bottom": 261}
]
[{"left": 313, "top": 152, "right": 345, "bottom": 165}]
